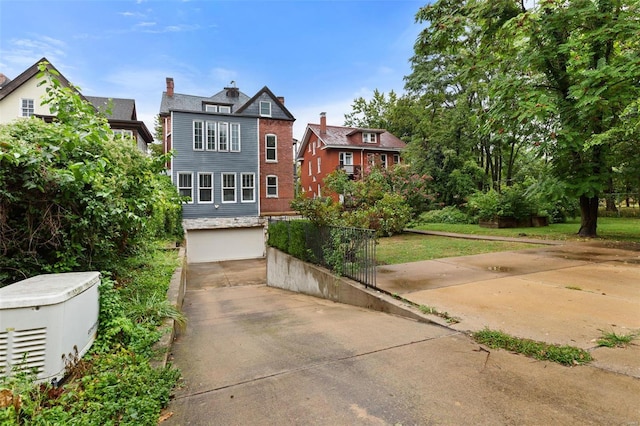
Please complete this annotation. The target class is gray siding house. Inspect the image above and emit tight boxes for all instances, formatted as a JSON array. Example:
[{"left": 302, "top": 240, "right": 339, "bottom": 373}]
[{"left": 159, "top": 79, "right": 295, "bottom": 262}]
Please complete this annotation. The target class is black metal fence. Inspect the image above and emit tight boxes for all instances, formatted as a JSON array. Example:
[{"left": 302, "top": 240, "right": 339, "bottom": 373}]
[{"left": 267, "top": 218, "right": 377, "bottom": 288}]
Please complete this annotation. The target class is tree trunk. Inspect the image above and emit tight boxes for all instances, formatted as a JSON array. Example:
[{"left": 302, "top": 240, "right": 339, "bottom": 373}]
[
  {"left": 605, "top": 176, "right": 617, "bottom": 212},
  {"left": 578, "top": 195, "right": 598, "bottom": 237}
]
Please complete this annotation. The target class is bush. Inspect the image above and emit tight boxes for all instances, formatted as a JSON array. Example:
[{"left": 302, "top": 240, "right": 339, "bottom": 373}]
[
  {"left": 416, "top": 206, "right": 473, "bottom": 224},
  {"left": 0, "top": 65, "right": 182, "bottom": 286}
]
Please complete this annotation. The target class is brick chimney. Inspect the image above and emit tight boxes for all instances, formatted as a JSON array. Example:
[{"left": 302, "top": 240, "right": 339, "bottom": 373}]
[
  {"left": 320, "top": 112, "right": 326, "bottom": 134},
  {"left": 166, "top": 77, "right": 174, "bottom": 97},
  {"left": 277, "top": 96, "right": 285, "bottom": 105}
]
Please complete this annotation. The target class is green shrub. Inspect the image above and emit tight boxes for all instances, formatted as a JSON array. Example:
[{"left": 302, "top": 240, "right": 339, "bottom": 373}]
[
  {"left": 0, "top": 64, "right": 182, "bottom": 286},
  {"left": 416, "top": 206, "right": 473, "bottom": 224}
]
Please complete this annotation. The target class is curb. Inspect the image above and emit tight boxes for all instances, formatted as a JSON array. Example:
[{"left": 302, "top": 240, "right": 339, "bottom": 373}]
[{"left": 151, "top": 247, "right": 187, "bottom": 369}]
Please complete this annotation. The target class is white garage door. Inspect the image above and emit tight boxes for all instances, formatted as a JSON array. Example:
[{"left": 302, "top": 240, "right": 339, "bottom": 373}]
[{"left": 186, "top": 227, "right": 265, "bottom": 263}]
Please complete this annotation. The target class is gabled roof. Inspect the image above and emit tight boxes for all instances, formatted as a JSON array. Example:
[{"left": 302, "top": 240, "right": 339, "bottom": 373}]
[
  {"left": 0, "top": 57, "right": 78, "bottom": 101},
  {"left": 85, "top": 96, "right": 137, "bottom": 120},
  {"left": 235, "top": 85, "right": 295, "bottom": 120},
  {"left": 297, "top": 123, "right": 406, "bottom": 161}
]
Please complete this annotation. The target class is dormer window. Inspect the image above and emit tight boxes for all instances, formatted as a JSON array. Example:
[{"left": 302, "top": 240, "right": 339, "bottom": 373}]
[
  {"left": 362, "top": 132, "right": 377, "bottom": 143},
  {"left": 260, "top": 101, "right": 271, "bottom": 117},
  {"left": 206, "top": 104, "right": 232, "bottom": 113}
]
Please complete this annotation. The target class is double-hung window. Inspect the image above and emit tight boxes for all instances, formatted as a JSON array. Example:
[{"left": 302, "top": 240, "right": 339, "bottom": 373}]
[
  {"left": 177, "top": 172, "right": 193, "bottom": 203},
  {"left": 266, "top": 175, "right": 278, "bottom": 198},
  {"left": 206, "top": 121, "right": 217, "bottom": 150},
  {"left": 266, "top": 134, "right": 277, "bottom": 162},
  {"left": 221, "top": 173, "right": 236, "bottom": 203},
  {"left": 380, "top": 154, "right": 388, "bottom": 168},
  {"left": 393, "top": 154, "right": 401, "bottom": 164},
  {"left": 339, "top": 152, "right": 353, "bottom": 166},
  {"left": 198, "top": 173, "right": 213, "bottom": 203},
  {"left": 21, "top": 99, "right": 34, "bottom": 117},
  {"left": 317, "top": 157, "right": 321, "bottom": 173},
  {"left": 230, "top": 123, "right": 241, "bottom": 151},
  {"left": 260, "top": 101, "right": 271, "bottom": 117},
  {"left": 193, "top": 121, "right": 204, "bottom": 150},
  {"left": 218, "top": 122, "right": 229, "bottom": 151},
  {"left": 362, "top": 132, "right": 377, "bottom": 143},
  {"left": 241, "top": 173, "right": 255, "bottom": 202}
]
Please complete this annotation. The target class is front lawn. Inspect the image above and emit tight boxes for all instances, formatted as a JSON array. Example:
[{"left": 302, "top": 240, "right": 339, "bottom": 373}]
[
  {"left": 376, "top": 233, "right": 539, "bottom": 265},
  {"left": 409, "top": 217, "right": 640, "bottom": 242}
]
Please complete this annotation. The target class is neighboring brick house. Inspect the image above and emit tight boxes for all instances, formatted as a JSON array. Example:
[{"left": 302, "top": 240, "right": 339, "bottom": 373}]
[
  {"left": 0, "top": 58, "right": 153, "bottom": 152},
  {"left": 158, "top": 78, "right": 296, "bottom": 262},
  {"left": 296, "top": 112, "right": 406, "bottom": 200}
]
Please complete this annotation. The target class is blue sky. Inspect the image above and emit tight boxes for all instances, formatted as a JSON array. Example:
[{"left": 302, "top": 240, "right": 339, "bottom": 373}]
[{"left": 0, "top": 0, "right": 427, "bottom": 141}]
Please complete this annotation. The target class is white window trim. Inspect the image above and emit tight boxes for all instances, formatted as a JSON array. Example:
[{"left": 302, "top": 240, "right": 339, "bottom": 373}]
[
  {"left": 394, "top": 154, "right": 401, "bottom": 164},
  {"left": 193, "top": 120, "right": 204, "bottom": 150},
  {"left": 197, "top": 172, "right": 214, "bottom": 204},
  {"left": 265, "top": 134, "right": 277, "bottom": 162},
  {"left": 177, "top": 172, "right": 194, "bottom": 204},
  {"left": 312, "top": 141, "right": 316, "bottom": 155},
  {"left": 21, "top": 98, "right": 34, "bottom": 117},
  {"left": 260, "top": 101, "right": 272, "bottom": 117},
  {"left": 205, "top": 104, "right": 218, "bottom": 112},
  {"left": 221, "top": 172, "right": 236, "bottom": 203},
  {"left": 230, "top": 123, "right": 241, "bottom": 152},
  {"left": 339, "top": 151, "right": 353, "bottom": 166},
  {"left": 317, "top": 157, "right": 321, "bottom": 173},
  {"left": 308, "top": 161, "right": 312, "bottom": 176},
  {"left": 266, "top": 175, "right": 278, "bottom": 198},
  {"left": 363, "top": 132, "right": 377, "bottom": 144},
  {"left": 206, "top": 121, "right": 217, "bottom": 151},
  {"left": 241, "top": 173, "right": 255, "bottom": 203},
  {"left": 218, "top": 122, "right": 229, "bottom": 151},
  {"left": 219, "top": 105, "right": 231, "bottom": 113},
  {"left": 380, "top": 154, "right": 388, "bottom": 169}
]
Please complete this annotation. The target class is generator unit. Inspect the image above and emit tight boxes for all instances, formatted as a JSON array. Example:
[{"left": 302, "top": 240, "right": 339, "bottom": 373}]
[{"left": 0, "top": 271, "right": 100, "bottom": 384}]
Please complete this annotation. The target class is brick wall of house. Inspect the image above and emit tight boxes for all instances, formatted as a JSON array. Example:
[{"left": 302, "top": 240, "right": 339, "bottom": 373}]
[{"left": 259, "top": 118, "right": 295, "bottom": 215}]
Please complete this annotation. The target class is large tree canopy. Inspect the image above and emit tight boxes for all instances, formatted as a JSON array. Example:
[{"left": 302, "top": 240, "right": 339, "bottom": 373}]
[{"left": 410, "top": 0, "right": 640, "bottom": 236}]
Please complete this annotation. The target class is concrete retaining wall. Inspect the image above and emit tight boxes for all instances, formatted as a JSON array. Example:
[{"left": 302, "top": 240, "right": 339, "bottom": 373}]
[{"left": 266, "top": 247, "right": 437, "bottom": 324}]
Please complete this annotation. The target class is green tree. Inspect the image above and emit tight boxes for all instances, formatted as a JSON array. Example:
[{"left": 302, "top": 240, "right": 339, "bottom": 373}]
[{"left": 470, "top": 0, "right": 640, "bottom": 236}]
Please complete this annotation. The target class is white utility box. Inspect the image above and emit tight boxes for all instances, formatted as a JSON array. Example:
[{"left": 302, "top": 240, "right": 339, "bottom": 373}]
[{"left": 0, "top": 271, "right": 100, "bottom": 384}]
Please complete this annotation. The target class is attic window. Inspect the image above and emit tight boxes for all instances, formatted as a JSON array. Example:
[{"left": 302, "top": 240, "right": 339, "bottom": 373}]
[
  {"left": 260, "top": 101, "right": 271, "bottom": 117},
  {"left": 362, "top": 132, "right": 377, "bottom": 143}
]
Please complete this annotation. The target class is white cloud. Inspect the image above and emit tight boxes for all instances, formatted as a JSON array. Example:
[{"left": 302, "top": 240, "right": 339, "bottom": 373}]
[{"left": 210, "top": 67, "right": 237, "bottom": 85}]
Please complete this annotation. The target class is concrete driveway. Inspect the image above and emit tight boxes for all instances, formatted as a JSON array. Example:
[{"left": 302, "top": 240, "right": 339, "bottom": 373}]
[{"left": 162, "top": 255, "right": 640, "bottom": 425}]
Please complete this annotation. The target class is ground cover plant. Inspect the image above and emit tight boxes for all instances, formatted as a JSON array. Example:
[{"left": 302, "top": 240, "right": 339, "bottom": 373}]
[
  {"left": 0, "top": 63, "right": 184, "bottom": 425},
  {"left": 473, "top": 329, "right": 592, "bottom": 366},
  {"left": 376, "top": 233, "right": 539, "bottom": 265}
]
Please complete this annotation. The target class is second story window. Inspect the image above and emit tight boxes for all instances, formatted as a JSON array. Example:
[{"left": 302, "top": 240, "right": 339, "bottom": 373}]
[
  {"left": 317, "top": 157, "right": 321, "bottom": 173},
  {"left": 198, "top": 173, "right": 213, "bottom": 203},
  {"left": 222, "top": 173, "right": 236, "bottom": 203},
  {"left": 113, "top": 129, "right": 134, "bottom": 139},
  {"left": 362, "top": 132, "right": 377, "bottom": 143},
  {"left": 219, "top": 105, "right": 231, "bottom": 113},
  {"left": 177, "top": 172, "right": 193, "bottom": 203},
  {"left": 266, "top": 175, "right": 278, "bottom": 198},
  {"left": 205, "top": 104, "right": 218, "bottom": 112},
  {"left": 21, "top": 99, "right": 34, "bottom": 117},
  {"left": 339, "top": 152, "right": 353, "bottom": 166},
  {"left": 260, "top": 101, "right": 271, "bottom": 117},
  {"left": 241, "top": 173, "right": 255, "bottom": 202},
  {"left": 193, "top": 121, "right": 204, "bottom": 150},
  {"left": 266, "top": 134, "right": 277, "bottom": 162}
]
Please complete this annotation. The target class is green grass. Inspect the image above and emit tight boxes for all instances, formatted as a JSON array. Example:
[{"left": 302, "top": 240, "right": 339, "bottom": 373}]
[
  {"left": 376, "top": 233, "right": 539, "bottom": 265},
  {"left": 473, "top": 329, "right": 592, "bottom": 366},
  {"left": 597, "top": 331, "right": 637, "bottom": 348},
  {"left": 410, "top": 217, "right": 640, "bottom": 242}
]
